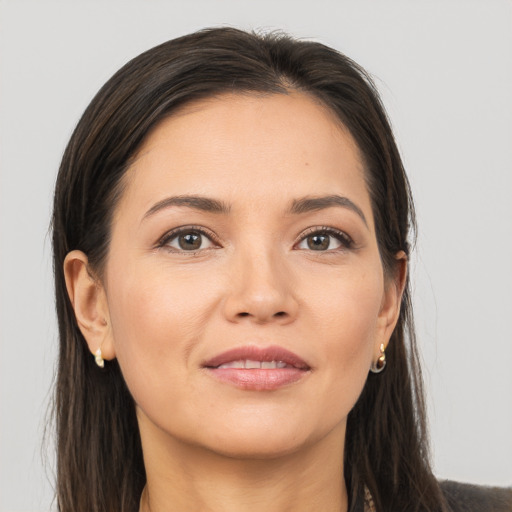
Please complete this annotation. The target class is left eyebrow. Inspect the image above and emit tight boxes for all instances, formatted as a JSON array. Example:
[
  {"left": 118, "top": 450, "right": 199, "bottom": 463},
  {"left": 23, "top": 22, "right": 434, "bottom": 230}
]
[{"left": 289, "top": 195, "right": 368, "bottom": 228}]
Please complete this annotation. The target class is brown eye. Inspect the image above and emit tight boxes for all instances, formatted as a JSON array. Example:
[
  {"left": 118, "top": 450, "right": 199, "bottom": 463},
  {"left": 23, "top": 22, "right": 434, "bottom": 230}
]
[
  {"left": 296, "top": 228, "right": 352, "bottom": 252},
  {"left": 307, "top": 234, "right": 330, "bottom": 251},
  {"left": 178, "top": 232, "right": 202, "bottom": 250},
  {"left": 164, "top": 229, "right": 215, "bottom": 252}
]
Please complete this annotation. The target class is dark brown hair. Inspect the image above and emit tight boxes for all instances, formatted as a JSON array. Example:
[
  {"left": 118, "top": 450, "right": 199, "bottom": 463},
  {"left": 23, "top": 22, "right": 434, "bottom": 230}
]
[{"left": 52, "top": 27, "right": 448, "bottom": 512}]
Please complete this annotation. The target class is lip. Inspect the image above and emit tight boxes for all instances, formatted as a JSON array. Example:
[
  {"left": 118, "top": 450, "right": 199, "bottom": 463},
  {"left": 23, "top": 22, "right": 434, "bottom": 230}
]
[{"left": 202, "top": 345, "right": 311, "bottom": 391}]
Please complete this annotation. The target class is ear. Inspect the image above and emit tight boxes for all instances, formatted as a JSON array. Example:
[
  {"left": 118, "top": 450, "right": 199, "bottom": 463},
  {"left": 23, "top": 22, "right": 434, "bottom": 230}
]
[
  {"left": 374, "top": 251, "right": 408, "bottom": 358},
  {"left": 63, "top": 250, "right": 116, "bottom": 361}
]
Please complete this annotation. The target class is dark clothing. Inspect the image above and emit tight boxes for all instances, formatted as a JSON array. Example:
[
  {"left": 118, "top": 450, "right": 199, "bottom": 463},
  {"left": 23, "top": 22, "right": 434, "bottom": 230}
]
[
  {"left": 351, "top": 480, "right": 512, "bottom": 511},
  {"left": 440, "top": 480, "right": 512, "bottom": 512}
]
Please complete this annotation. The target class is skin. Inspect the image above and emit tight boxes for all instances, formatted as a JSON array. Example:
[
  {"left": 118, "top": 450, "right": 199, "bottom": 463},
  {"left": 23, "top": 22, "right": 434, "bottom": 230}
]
[{"left": 64, "top": 92, "right": 406, "bottom": 512}]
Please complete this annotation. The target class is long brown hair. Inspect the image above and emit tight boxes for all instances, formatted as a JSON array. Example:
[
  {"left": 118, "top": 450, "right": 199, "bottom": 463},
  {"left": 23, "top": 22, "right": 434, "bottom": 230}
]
[{"left": 52, "top": 27, "right": 448, "bottom": 512}]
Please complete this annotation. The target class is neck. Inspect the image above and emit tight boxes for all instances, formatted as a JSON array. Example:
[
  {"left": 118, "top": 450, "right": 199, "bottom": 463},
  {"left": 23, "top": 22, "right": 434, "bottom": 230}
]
[{"left": 138, "top": 412, "right": 348, "bottom": 512}]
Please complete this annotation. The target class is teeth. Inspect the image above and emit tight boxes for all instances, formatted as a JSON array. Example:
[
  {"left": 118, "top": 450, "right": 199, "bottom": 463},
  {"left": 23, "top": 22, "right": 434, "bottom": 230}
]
[
  {"left": 218, "top": 360, "right": 245, "bottom": 369},
  {"left": 217, "top": 360, "right": 289, "bottom": 370}
]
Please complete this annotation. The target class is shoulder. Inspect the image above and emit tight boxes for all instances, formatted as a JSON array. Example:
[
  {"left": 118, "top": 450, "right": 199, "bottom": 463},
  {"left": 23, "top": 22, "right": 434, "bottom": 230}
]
[{"left": 440, "top": 480, "right": 512, "bottom": 512}]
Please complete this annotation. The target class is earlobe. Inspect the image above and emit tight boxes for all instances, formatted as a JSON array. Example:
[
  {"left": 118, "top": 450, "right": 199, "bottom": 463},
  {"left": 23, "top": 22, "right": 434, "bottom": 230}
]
[{"left": 63, "top": 250, "right": 116, "bottom": 362}]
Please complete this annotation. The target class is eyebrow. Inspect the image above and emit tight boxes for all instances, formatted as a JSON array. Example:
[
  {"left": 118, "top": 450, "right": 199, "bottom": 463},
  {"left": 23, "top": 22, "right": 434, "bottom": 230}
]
[
  {"left": 289, "top": 195, "right": 368, "bottom": 227},
  {"left": 143, "top": 195, "right": 231, "bottom": 220},
  {"left": 142, "top": 193, "right": 368, "bottom": 227}
]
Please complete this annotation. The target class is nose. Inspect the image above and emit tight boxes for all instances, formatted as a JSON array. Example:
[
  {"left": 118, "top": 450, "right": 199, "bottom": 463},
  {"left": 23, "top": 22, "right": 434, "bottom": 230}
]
[{"left": 222, "top": 248, "right": 299, "bottom": 325}]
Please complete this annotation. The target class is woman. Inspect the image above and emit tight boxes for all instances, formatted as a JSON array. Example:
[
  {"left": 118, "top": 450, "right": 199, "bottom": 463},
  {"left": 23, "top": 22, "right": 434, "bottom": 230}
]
[{"left": 52, "top": 27, "right": 510, "bottom": 512}]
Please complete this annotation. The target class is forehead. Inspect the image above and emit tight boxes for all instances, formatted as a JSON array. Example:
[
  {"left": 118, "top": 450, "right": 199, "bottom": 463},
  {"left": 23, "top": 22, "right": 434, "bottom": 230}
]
[{"left": 117, "top": 91, "right": 371, "bottom": 222}]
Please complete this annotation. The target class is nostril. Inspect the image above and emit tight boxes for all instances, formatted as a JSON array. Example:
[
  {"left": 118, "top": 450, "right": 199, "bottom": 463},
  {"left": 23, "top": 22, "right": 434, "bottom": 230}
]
[{"left": 236, "top": 311, "right": 287, "bottom": 319}]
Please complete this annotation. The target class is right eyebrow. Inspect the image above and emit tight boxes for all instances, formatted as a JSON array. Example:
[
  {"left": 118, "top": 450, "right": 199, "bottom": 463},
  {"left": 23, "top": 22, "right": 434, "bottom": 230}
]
[{"left": 142, "top": 195, "right": 231, "bottom": 222}]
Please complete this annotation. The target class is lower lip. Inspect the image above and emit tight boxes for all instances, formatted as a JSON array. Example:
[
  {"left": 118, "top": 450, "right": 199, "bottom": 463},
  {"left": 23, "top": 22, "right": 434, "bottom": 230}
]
[{"left": 205, "top": 368, "right": 309, "bottom": 391}]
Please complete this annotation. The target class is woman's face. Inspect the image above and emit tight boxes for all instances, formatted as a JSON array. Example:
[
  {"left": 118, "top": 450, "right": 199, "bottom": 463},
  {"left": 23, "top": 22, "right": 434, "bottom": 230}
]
[{"left": 101, "top": 92, "right": 402, "bottom": 458}]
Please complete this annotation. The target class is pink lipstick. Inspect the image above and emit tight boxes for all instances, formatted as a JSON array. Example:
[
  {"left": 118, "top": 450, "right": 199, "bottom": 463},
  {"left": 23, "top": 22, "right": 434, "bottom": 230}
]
[{"left": 202, "top": 345, "right": 311, "bottom": 391}]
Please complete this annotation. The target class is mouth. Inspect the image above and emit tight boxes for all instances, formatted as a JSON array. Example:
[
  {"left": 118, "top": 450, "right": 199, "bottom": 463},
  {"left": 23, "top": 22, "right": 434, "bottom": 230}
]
[
  {"left": 215, "top": 360, "right": 295, "bottom": 369},
  {"left": 202, "top": 345, "right": 311, "bottom": 391}
]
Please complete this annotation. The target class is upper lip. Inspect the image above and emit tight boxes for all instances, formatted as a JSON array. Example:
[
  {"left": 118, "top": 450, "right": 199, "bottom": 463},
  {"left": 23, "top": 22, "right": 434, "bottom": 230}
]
[{"left": 203, "top": 345, "right": 310, "bottom": 370}]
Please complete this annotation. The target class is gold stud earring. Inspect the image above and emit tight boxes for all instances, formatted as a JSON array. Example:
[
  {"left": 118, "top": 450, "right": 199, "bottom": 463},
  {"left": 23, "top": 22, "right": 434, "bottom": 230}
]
[
  {"left": 94, "top": 347, "right": 105, "bottom": 368},
  {"left": 370, "top": 343, "right": 386, "bottom": 374}
]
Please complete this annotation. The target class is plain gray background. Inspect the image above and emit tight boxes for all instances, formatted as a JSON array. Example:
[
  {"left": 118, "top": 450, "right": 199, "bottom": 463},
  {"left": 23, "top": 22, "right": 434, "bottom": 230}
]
[{"left": 1, "top": 1, "right": 511, "bottom": 511}]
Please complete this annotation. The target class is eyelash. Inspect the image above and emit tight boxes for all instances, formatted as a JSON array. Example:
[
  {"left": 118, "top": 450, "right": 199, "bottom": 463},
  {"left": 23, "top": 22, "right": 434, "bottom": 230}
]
[
  {"left": 156, "top": 225, "right": 221, "bottom": 254},
  {"left": 155, "top": 225, "right": 354, "bottom": 254},
  {"left": 294, "top": 226, "right": 354, "bottom": 252}
]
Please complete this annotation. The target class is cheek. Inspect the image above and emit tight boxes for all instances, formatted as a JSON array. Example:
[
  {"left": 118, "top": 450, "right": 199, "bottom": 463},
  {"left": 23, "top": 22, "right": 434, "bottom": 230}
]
[
  {"left": 104, "top": 258, "right": 219, "bottom": 406},
  {"left": 308, "top": 261, "right": 383, "bottom": 338},
  {"left": 307, "top": 265, "right": 383, "bottom": 391}
]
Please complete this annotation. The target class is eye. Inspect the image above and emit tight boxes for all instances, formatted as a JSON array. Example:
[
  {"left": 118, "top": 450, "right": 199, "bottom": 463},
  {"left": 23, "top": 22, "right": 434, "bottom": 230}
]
[
  {"left": 159, "top": 227, "right": 217, "bottom": 252},
  {"left": 296, "top": 228, "right": 353, "bottom": 252}
]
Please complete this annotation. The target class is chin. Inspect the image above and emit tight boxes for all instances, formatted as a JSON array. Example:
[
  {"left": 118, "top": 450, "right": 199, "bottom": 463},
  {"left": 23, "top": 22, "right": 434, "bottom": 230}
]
[
  {"left": 189, "top": 416, "right": 340, "bottom": 462},
  {"left": 201, "top": 434, "right": 313, "bottom": 461}
]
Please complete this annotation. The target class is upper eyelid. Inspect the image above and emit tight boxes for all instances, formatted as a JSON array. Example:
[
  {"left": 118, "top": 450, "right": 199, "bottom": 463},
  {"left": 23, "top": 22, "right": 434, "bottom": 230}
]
[
  {"left": 155, "top": 225, "right": 353, "bottom": 249},
  {"left": 296, "top": 226, "right": 353, "bottom": 242},
  {"left": 156, "top": 225, "right": 221, "bottom": 248}
]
